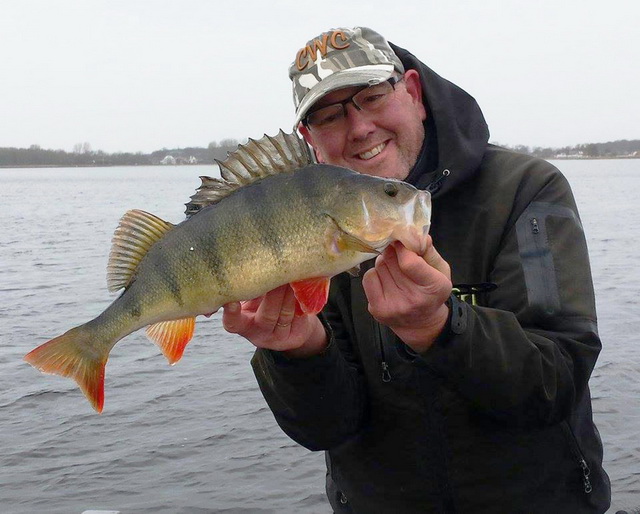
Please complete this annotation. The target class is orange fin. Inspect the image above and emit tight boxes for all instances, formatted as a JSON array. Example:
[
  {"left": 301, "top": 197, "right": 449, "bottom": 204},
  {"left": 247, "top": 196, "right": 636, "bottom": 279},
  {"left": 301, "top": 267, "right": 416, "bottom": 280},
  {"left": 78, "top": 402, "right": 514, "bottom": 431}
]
[
  {"left": 290, "top": 277, "right": 331, "bottom": 315},
  {"left": 24, "top": 325, "right": 107, "bottom": 413},
  {"left": 146, "top": 317, "right": 196, "bottom": 365}
]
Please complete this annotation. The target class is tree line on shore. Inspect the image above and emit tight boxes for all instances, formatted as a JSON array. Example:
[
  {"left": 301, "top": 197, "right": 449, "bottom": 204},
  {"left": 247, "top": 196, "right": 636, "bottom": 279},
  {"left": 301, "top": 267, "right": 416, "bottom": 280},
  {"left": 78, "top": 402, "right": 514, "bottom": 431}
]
[
  {"left": 0, "top": 139, "right": 242, "bottom": 167},
  {"left": 494, "top": 139, "right": 640, "bottom": 159},
  {"left": 1, "top": 138, "right": 639, "bottom": 167}
]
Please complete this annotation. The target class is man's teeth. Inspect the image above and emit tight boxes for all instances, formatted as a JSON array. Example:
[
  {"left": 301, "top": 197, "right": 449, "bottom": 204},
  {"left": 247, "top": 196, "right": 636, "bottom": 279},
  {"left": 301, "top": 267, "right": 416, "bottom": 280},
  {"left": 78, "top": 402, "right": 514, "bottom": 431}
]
[{"left": 359, "top": 142, "right": 386, "bottom": 160}]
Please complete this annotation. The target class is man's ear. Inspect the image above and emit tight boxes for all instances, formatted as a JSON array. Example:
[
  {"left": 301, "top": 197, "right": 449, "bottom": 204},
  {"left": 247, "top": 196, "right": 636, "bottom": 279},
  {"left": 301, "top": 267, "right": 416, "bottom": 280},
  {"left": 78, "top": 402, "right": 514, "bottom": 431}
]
[
  {"left": 298, "top": 124, "right": 325, "bottom": 163},
  {"left": 403, "top": 69, "right": 427, "bottom": 121}
]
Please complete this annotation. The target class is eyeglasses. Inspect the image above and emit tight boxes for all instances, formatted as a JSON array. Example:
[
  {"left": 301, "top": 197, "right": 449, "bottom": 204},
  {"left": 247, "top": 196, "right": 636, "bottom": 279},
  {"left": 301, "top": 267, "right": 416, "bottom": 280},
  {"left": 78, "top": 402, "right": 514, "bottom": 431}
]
[{"left": 303, "top": 76, "right": 403, "bottom": 130}]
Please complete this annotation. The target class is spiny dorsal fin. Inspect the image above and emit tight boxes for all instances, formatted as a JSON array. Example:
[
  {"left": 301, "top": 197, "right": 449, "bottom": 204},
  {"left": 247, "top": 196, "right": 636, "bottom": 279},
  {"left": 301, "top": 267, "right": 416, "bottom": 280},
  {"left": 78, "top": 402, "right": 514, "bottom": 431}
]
[
  {"left": 184, "top": 130, "right": 313, "bottom": 217},
  {"left": 107, "top": 209, "right": 175, "bottom": 292}
]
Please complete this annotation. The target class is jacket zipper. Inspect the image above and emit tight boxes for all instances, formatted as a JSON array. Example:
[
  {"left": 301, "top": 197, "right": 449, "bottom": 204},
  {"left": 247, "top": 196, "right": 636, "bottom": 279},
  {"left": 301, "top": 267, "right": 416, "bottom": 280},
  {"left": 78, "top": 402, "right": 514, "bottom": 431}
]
[
  {"left": 372, "top": 300, "right": 455, "bottom": 510},
  {"left": 530, "top": 217, "right": 540, "bottom": 234},
  {"left": 377, "top": 324, "right": 392, "bottom": 382},
  {"left": 425, "top": 168, "right": 451, "bottom": 195},
  {"left": 561, "top": 421, "right": 593, "bottom": 494},
  {"left": 528, "top": 215, "right": 559, "bottom": 314}
]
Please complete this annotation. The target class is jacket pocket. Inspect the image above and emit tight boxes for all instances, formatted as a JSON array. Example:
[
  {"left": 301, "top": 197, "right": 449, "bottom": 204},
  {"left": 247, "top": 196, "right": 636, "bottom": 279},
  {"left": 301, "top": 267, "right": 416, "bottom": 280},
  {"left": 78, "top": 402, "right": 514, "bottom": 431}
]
[
  {"left": 560, "top": 421, "right": 593, "bottom": 494},
  {"left": 325, "top": 453, "right": 354, "bottom": 513}
]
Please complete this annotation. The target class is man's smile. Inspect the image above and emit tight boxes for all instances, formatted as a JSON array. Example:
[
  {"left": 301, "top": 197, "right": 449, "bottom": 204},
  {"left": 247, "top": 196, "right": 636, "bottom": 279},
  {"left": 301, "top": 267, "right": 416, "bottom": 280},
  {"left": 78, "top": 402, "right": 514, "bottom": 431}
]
[{"left": 357, "top": 141, "right": 388, "bottom": 160}]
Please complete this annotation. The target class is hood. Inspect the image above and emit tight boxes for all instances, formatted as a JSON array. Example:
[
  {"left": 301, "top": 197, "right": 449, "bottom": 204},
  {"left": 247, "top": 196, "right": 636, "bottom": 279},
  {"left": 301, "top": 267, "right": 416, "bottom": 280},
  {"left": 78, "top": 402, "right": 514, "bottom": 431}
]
[{"left": 390, "top": 43, "right": 490, "bottom": 197}]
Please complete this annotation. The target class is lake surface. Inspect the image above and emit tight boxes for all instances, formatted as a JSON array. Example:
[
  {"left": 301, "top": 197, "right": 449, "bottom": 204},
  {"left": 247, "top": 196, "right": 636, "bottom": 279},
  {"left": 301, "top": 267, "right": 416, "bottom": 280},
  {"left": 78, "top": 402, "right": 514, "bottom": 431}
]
[{"left": 1, "top": 160, "right": 638, "bottom": 513}]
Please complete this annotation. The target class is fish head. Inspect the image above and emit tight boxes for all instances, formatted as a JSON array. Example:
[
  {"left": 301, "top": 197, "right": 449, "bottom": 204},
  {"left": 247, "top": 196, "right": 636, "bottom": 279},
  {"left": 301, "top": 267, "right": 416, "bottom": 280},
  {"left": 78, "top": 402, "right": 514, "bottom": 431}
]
[{"left": 328, "top": 174, "right": 432, "bottom": 256}]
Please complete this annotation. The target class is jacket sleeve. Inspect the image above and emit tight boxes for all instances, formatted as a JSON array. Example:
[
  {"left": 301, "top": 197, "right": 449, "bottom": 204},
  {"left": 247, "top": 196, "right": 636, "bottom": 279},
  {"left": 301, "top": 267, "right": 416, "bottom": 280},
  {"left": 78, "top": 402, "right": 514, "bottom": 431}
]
[
  {"left": 421, "top": 166, "right": 601, "bottom": 427},
  {"left": 251, "top": 280, "right": 367, "bottom": 450}
]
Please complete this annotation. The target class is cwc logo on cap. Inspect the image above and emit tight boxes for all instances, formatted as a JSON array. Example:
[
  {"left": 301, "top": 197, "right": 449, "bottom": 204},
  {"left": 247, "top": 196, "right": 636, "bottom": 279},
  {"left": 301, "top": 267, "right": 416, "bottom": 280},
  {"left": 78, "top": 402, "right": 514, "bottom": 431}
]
[
  {"left": 295, "top": 30, "right": 351, "bottom": 72},
  {"left": 288, "top": 27, "right": 405, "bottom": 128}
]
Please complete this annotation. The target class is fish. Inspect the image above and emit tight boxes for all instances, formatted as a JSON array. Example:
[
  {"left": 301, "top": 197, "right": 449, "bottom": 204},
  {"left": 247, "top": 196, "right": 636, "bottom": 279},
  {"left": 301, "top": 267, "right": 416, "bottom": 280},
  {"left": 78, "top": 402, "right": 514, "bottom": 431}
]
[{"left": 24, "top": 130, "right": 431, "bottom": 413}]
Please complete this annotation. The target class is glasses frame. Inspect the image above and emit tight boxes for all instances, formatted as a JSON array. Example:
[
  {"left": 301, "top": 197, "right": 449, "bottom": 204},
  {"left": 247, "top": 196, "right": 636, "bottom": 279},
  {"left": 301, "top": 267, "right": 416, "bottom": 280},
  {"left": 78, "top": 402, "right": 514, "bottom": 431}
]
[{"left": 302, "top": 75, "right": 403, "bottom": 129}]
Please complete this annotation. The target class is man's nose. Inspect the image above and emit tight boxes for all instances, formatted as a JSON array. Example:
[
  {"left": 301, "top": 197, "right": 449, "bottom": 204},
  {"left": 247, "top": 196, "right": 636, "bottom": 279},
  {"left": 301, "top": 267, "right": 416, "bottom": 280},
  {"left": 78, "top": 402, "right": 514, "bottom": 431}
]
[{"left": 345, "top": 103, "right": 376, "bottom": 139}]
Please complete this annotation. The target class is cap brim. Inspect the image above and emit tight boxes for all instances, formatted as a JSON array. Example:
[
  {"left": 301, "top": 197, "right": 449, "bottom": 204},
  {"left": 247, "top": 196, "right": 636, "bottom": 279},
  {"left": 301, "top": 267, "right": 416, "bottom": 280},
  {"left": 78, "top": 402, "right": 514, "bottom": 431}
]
[{"left": 293, "top": 64, "right": 395, "bottom": 128}]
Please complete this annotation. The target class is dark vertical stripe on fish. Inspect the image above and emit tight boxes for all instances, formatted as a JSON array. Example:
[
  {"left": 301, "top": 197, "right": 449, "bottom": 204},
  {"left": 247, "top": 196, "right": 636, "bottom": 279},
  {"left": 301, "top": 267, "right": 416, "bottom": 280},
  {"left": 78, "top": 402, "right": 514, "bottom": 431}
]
[
  {"left": 197, "top": 227, "right": 230, "bottom": 297},
  {"left": 163, "top": 271, "right": 185, "bottom": 306},
  {"left": 152, "top": 250, "right": 185, "bottom": 306},
  {"left": 293, "top": 169, "right": 324, "bottom": 222},
  {"left": 244, "top": 180, "right": 286, "bottom": 266}
]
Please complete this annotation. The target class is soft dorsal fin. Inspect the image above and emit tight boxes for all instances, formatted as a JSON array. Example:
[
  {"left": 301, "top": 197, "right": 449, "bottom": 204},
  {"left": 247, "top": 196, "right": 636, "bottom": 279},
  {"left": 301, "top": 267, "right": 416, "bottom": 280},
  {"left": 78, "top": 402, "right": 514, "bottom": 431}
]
[
  {"left": 107, "top": 209, "right": 175, "bottom": 292},
  {"left": 184, "top": 130, "right": 314, "bottom": 217}
]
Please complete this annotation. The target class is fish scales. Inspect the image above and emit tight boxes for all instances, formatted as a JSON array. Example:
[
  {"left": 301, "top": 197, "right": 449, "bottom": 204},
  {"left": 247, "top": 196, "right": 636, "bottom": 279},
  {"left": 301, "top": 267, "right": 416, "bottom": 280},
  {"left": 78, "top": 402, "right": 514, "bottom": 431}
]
[
  {"left": 184, "top": 169, "right": 330, "bottom": 301},
  {"left": 24, "top": 131, "right": 431, "bottom": 412}
]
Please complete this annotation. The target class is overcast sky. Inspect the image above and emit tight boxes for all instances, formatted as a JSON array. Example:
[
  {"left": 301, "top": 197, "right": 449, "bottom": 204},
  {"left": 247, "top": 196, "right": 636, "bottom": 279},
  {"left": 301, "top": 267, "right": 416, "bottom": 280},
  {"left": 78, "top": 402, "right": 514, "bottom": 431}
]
[{"left": 2, "top": 0, "right": 638, "bottom": 153}]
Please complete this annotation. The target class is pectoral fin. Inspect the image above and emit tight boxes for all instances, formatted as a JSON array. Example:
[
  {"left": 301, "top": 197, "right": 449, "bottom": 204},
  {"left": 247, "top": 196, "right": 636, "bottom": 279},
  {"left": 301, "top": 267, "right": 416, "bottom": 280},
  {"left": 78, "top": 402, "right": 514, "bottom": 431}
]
[
  {"left": 324, "top": 214, "right": 380, "bottom": 257},
  {"left": 338, "top": 232, "right": 379, "bottom": 254},
  {"left": 146, "top": 317, "right": 196, "bottom": 365},
  {"left": 290, "top": 277, "right": 331, "bottom": 315}
]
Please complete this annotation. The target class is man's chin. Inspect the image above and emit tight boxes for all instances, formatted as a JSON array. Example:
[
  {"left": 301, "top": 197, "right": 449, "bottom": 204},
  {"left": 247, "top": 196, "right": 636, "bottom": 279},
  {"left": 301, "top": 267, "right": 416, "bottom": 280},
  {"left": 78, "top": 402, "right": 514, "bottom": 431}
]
[{"left": 352, "top": 159, "right": 410, "bottom": 180}]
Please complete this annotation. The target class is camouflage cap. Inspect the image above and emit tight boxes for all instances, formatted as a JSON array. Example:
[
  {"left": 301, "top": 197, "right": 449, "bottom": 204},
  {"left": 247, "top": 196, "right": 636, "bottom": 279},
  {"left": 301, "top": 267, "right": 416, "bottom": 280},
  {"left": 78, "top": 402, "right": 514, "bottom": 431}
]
[{"left": 289, "top": 27, "right": 405, "bottom": 127}]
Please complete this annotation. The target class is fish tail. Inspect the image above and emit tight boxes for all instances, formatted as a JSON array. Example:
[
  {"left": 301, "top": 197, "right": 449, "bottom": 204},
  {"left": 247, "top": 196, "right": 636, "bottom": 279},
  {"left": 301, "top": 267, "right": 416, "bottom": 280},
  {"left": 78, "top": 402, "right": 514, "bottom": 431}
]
[{"left": 24, "top": 324, "right": 109, "bottom": 413}]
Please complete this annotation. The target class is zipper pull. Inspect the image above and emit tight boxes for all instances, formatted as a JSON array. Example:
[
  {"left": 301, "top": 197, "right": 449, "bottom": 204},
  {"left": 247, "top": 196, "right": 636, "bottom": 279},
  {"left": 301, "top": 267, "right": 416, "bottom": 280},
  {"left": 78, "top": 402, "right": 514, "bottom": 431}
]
[
  {"left": 579, "top": 458, "right": 592, "bottom": 493},
  {"left": 425, "top": 169, "right": 451, "bottom": 195},
  {"left": 530, "top": 217, "right": 540, "bottom": 234},
  {"left": 381, "top": 361, "right": 391, "bottom": 383}
]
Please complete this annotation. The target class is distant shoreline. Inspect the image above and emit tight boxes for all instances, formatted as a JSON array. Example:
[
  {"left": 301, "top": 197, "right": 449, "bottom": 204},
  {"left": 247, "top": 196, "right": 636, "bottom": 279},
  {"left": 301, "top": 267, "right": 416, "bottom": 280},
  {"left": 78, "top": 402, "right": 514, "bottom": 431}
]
[
  {"left": 0, "top": 163, "right": 215, "bottom": 169},
  {"left": 1, "top": 155, "right": 639, "bottom": 169},
  {"left": 551, "top": 155, "right": 640, "bottom": 160}
]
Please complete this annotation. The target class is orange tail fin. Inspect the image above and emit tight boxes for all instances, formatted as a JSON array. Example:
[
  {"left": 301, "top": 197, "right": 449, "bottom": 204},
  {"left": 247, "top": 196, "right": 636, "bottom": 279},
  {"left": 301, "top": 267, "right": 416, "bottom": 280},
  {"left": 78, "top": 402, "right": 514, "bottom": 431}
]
[{"left": 24, "top": 325, "right": 108, "bottom": 413}]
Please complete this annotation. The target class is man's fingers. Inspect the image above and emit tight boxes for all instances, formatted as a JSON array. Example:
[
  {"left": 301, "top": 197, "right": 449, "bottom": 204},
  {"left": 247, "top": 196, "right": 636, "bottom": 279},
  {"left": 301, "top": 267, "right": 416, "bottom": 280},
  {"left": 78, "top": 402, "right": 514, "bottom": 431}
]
[
  {"left": 255, "top": 285, "right": 289, "bottom": 326},
  {"left": 392, "top": 243, "right": 433, "bottom": 286},
  {"left": 222, "top": 284, "right": 301, "bottom": 338},
  {"left": 274, "top": 286, "right": 297, "bottom": 330},
  {"left": 376, "top": 246, "right": 401, "bottom": 285},
  {"left": 421, "top": 236, "right": 452, "bottom": 279},
  {"left": 362, "top": 267, "right": 384, "bottom": 305},
  {"left": 241, "top": 296, "right": 263, "bottom": 313},
  {"left": 222, "top": 301, "right": 247, "bottom": 334}
]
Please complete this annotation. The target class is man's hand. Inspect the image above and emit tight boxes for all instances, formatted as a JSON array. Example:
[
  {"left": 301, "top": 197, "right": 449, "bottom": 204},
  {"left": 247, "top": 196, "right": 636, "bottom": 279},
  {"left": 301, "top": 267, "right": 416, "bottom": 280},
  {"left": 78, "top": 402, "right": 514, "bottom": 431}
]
[
  {"left": 362, "top": 236, "right": 453, "bottom": 352},
  {"left": 222, "top": 284, "right": 328, "bottom": 358}
]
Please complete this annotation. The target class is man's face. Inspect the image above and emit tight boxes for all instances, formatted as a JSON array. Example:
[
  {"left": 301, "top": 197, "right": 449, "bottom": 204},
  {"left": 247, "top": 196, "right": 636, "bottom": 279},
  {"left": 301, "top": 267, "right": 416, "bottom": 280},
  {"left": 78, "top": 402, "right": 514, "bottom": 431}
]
[{"left": 299, "top": 70, "right": 427, "bottom": 180}]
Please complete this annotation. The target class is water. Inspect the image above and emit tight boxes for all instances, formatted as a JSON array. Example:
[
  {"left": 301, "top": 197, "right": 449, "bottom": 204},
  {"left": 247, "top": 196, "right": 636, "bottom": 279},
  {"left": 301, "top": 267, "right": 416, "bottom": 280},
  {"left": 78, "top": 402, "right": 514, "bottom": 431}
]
[{"left": 0, "top": 160, "right": 638, "bottom": 513}]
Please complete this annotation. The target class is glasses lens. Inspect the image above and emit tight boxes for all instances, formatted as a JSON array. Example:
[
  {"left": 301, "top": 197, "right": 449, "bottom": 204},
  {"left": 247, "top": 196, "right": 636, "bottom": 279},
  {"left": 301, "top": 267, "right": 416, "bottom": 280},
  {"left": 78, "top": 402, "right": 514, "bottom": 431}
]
[
  {"left": 305, "top": 78, "right": 398, "bottom": 129},
  {"left": 353, "top": 81, "right": 394, "bottom": 111},
  {"left": 306, "top": 104, "right": 344, "bottom": 128}
]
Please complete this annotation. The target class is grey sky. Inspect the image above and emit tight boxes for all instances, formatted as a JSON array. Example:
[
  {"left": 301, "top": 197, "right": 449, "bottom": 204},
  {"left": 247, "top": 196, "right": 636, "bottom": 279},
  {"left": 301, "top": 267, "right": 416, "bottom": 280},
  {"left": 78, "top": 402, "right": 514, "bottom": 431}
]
[{"left": 2, "top": 0, "right": 638, "bottom": 153}]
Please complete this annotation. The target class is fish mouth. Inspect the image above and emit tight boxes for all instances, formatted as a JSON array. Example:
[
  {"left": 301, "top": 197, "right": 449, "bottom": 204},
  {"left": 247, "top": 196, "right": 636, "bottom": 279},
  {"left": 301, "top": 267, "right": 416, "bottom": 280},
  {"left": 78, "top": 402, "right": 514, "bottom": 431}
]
[
  {"left": 365, "top": 224, "right": 428, "bottom": 256},
  {"left": 357, "top": 141, "right": 388, "bottom": 161},
  {"left": 395, "top": 225, "right": 429, "bottom": 255},
  {"left": 342, "top": 189, "right": 431, "bottom": 256},
  {"left": 391, "top": 190, "right": 431, "bottom": 255}
]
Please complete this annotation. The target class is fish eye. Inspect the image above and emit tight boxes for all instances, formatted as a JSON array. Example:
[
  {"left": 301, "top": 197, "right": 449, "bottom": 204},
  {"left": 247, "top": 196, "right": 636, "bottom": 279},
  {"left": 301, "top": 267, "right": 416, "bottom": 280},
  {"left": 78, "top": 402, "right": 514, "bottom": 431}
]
[{"left": 383, "top": 182, "right": 398, "bottom": 197}]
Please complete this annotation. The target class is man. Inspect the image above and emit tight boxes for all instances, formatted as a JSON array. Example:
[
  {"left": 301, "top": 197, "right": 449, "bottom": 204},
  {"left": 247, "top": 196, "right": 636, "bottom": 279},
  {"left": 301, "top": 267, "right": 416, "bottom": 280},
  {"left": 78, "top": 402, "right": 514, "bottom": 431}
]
[{"left": 223, "top": 27, "right": 611, "bottom": 513}]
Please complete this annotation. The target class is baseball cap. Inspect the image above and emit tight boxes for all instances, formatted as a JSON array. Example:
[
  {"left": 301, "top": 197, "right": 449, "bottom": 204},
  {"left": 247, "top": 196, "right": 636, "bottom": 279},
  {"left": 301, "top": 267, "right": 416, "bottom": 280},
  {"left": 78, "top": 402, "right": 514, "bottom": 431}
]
[{"left": 289, "top": 27, "right": 405, "bottom": 128}]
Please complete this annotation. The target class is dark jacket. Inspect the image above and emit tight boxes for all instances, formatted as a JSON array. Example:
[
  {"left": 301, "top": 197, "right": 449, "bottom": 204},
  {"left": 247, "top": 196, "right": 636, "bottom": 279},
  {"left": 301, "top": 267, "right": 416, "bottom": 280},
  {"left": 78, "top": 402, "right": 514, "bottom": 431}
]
[{"left": 251, "top": 43, "right": 611, "bottom": 513}]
